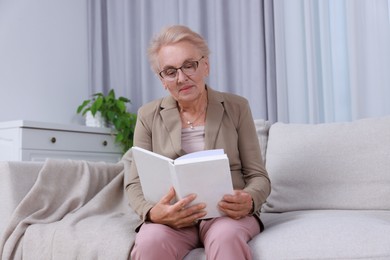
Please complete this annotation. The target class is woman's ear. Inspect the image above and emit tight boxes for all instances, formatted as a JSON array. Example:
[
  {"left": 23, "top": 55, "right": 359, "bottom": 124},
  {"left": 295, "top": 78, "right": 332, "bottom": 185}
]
[{"left": 161, "top": 80, "right": 168, "bottom": 90}]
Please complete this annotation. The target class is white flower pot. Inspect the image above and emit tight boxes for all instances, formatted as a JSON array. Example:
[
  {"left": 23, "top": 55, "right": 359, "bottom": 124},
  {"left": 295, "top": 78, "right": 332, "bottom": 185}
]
[{"left": 85, "top": 111, "right": 107, "bottom": 127}]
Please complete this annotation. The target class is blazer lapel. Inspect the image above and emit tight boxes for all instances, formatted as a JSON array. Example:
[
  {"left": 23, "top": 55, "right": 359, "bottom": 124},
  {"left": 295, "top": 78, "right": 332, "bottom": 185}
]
[
  {"left": 160, "top": 96, "right": 183, "bottom": 157},
  {"left": 204, "top": 87, "right": 225, "bottom": 150}
]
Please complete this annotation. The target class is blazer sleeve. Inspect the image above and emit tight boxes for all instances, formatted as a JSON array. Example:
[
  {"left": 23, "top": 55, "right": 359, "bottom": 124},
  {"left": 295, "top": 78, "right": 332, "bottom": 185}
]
[
  {"left": 236, "top": 100, "right": 271, "bottom": 212},
  {"left": 124, "top": 108, "right": 154, "bottom": 222}
]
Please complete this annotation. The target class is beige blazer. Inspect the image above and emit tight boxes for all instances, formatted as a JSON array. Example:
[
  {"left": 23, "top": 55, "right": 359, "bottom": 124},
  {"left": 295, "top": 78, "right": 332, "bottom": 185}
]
[{"left": 124, "top": 86, "right": 271, "bottom": 225}]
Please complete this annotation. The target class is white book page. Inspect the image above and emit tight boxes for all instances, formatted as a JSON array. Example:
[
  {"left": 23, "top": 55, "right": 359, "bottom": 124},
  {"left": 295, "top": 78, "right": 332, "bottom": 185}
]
[
  {"left": 174, "top": 154, "right": 227, "bottom": 165},
  {"left": 173, "top": 156, "right": 233, "bottom": 218},
  {"left": 175, "top": 149, "right": 224, "bottom": 161},
  {"left": 132, "top": 147, "right": 174, "bottom": 203}
]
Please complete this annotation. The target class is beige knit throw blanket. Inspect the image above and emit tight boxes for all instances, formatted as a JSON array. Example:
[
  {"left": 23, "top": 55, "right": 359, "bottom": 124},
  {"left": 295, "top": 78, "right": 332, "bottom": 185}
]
[{"left": 0, "top": 159, "right": 138, "bottom": 260}]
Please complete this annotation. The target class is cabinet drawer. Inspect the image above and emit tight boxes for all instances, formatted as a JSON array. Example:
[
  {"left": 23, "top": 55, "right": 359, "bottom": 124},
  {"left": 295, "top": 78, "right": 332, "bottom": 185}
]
[
  {"left": 21, "top": 128, "right": 120, "bottom": 153},
  {"left": 21, "top": 149, "right": 122, "bottom": 162}
]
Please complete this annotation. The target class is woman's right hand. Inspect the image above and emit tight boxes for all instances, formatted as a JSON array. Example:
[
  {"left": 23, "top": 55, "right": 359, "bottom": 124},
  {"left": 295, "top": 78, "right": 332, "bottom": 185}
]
[{"left": 148, "top": 187, "right": 207, "bottom": 229}]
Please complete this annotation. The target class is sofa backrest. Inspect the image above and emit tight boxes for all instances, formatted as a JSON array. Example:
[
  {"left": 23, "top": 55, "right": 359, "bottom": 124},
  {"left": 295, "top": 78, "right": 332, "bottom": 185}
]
[
  {"left": 254, "top": 119, "right": 272, "bottom": 162},
  {"left": 258, "top": 116, "right": 390, "bottom": 213}
]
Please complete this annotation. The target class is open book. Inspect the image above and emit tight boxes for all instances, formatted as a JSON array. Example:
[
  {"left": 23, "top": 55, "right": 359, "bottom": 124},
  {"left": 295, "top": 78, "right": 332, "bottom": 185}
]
[{"left": 131, "top": 146, "right": 234, "bottom": 219}]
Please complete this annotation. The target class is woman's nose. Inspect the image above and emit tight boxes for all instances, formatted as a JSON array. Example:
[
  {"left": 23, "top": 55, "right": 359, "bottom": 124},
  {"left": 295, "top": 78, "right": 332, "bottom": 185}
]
[{"left": 176, "top": 68, "right": 189, "bottom": 82}]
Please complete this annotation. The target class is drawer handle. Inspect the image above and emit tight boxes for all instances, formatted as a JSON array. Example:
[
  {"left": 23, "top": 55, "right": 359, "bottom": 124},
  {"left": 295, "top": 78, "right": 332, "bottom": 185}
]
[
  {"left": 102, "top": 140, "right": 108, "bottom": 146},
  {"left": 51, "top": 137, "right": 56, "bottom": 143}
]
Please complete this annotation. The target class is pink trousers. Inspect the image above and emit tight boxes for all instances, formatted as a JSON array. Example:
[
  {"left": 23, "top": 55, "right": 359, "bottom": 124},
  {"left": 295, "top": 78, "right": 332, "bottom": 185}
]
[{"left": 131, "top": 216, "right": 261, "bottom": 260}]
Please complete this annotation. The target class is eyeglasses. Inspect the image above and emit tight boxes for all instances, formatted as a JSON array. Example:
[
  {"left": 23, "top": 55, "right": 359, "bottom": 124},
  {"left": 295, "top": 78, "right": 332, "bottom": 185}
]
[{"left": 159, "top": 56, "right": 205, "bottom": 81}]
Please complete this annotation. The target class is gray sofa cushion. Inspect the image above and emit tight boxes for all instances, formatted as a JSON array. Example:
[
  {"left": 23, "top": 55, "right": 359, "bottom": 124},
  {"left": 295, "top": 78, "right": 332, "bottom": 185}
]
[
  {"left": 185, "top": 210, "right": 390, "bottom": 260},
  {"left": 254, "top": 210, "right": 390, "bottom": 259},
  {"left": 263, "top": 116, "right": 390, "bottom": 212}
]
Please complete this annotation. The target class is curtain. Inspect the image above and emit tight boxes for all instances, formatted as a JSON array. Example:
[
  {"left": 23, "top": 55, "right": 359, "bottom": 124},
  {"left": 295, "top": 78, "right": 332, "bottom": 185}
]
[
  {"left": 274, "top": 0, "right": 390, "bottom": 123},
  {"left": 88, "top": 0, "right": 390, "bottom": 124},
  {"left": 87, "top": 0, "right": 277, "bottom": 121}
]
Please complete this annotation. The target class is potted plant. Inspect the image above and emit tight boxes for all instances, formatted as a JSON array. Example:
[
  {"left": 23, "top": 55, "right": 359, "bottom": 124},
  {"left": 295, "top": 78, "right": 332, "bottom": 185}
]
[{"left": 77, "top": 89, "right": 137, "bottom": 154}]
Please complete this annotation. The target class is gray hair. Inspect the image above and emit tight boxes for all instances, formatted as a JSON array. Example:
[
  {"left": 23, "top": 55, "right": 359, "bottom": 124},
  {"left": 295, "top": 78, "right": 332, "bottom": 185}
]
[{"left": 148, "top": 25, "right": 210, "bottom": 74}]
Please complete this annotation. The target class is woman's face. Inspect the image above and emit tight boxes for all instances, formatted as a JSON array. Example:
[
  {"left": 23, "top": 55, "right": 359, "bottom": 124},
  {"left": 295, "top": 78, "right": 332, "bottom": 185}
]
[{"left": 157, "top": 41, "right": 209, "bottom": 104}]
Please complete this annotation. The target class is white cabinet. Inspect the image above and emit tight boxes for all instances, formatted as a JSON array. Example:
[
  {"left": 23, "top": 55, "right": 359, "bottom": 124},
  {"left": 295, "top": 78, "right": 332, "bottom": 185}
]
[{"left": 0, "top": 121, "right": 122, "bottom": 162}]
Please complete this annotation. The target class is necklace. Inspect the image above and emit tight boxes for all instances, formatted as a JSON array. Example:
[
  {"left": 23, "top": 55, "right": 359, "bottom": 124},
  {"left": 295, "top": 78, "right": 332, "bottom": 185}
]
[
  {"left": 182, "top": 108, "right": 206, "bottom": 129},
  {"left": 179, "top": 90, "right": 208, "bottom": 129}
]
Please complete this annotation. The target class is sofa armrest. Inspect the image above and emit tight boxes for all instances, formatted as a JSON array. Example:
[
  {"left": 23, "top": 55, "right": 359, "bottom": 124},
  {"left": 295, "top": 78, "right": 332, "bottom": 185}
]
[{"left": 0, "top": 161, "right": 43, "bottom": 235}]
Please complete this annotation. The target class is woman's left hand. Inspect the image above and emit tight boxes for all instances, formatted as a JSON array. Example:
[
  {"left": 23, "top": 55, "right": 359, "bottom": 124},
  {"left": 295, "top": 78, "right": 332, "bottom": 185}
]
[{"left": 218, "top": 190, "right": 253, "bottom": 220}]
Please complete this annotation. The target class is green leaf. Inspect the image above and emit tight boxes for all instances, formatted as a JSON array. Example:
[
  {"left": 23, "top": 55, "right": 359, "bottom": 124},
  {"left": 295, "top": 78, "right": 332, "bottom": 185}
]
[
  {"left": 116, "top": 133, "right": 124, "bottom": 142},
  {"left": 92, "top": 92, "right": 104, "bottom": 98},
  {"left": 76, "top": 100, "right": 91, "bottom": 114},
  {"left": 119, "top": 96, "right": 130, "bottom": 103},
  {"left": 107, "top": 111, "right": 115, "bottom": 122},
  {"left": 116, "top": 100, "right": 126, "bottom": 113},
  {"left": 90, "top": 105, "right": 97, "bottom": 116},
  {"left": 108, "top": 89, "right": 115, "bottom": 100},
  {"left": 81, "top": 108, "right": 91, "bottom": 116},
  {"left": 95, "top": 96, "right": 104, "bottom": 110}
]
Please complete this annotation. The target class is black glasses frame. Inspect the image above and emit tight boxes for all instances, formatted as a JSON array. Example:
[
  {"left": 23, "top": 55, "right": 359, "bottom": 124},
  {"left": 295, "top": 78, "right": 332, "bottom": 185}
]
[{"left": 159, "top": 56, "right": 205, "bottom": 80}]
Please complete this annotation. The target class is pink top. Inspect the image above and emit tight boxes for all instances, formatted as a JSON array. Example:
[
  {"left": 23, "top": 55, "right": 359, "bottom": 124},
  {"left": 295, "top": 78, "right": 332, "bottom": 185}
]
[{"left": 181, "top": 126, "right": 205, "bottom": 153}]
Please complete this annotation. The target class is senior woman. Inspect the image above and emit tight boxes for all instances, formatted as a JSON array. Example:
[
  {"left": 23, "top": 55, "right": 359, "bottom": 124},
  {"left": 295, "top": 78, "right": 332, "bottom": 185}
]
[{"left": 125, "top": 25, "right": 271, "bottom": 260}]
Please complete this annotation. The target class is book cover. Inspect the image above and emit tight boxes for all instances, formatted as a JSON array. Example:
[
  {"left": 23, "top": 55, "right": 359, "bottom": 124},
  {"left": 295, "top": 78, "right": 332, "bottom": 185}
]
[{"left": 131, "top": 146, "right": 234, "bottom": 219}]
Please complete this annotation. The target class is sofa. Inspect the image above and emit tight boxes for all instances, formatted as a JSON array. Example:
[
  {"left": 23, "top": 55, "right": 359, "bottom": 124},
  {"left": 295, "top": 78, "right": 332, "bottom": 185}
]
[{"left": 1, "top": 116, "right": 390, "bottom": 259}]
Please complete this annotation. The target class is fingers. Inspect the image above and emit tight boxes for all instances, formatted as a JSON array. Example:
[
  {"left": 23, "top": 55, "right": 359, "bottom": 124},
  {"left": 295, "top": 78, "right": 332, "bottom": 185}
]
[
  {"left": 152, "top": 190, "right": 207, "bottom": 229},
  {"left": 223, "top": 190, "right": 251, "bottom": 204},
  {"left": 159, "top": 187, "right": 176, "bottom": 204},
  {"left": 150, "top": 188, "right": 192, "bottom": 224},
  {"left": 172, "top": 194, "right": 207, "bottom": 228},
  {"left": 173, "top": 193, "right": 197, "bottom": 212},
  {"left": 219, "top": 190, "right": 253, "bottom": 219}
]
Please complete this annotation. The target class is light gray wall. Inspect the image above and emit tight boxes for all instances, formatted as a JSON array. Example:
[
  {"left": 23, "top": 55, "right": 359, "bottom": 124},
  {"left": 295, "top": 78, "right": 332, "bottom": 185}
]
[{"left": 0, "top": 0, "right": 89, "bottom": 125}]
